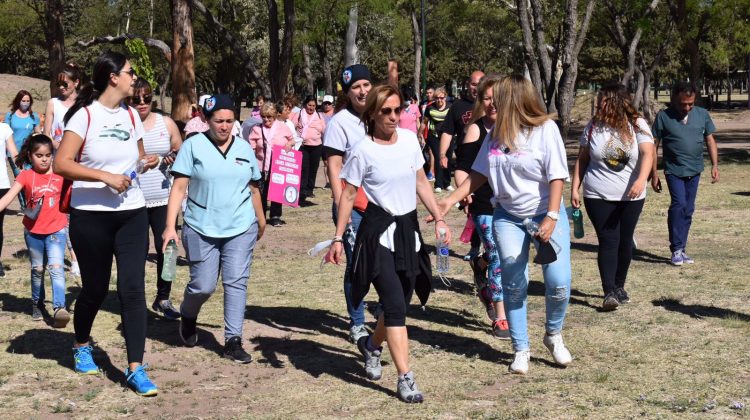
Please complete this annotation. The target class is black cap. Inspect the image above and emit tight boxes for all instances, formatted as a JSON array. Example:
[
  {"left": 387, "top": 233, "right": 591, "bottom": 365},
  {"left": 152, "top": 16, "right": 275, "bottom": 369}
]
[
  {"left": 340, "top": 64, "right": 371, "bottom": 93},
  {"left": 203, "top": 94, "right": 234, "bottom": 119}
]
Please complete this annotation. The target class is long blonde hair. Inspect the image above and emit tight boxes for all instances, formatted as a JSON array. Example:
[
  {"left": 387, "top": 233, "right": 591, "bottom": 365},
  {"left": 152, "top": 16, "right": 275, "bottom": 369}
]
[
  {"left": 466, "top": 74, "right": 503, "bottom": 129},
  {"left": 491, "top": 75, "right": 555, "bottom": 151}
]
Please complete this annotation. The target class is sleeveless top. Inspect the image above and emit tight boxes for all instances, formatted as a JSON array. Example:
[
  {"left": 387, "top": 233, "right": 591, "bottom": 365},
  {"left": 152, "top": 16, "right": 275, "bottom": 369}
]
[
  {"left": 456, "top": 119, "right": 494, "bottom": 216},
  {"left": 50, "top": 98, "right": 69, "bottom": 142},
  {"left": 137, "top": 114, "right": 172, "bottom": 207}
]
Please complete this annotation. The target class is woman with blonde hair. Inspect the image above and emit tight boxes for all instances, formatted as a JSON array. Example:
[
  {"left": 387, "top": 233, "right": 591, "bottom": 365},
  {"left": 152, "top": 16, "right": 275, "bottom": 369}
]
[
  {"left": 422, "top": 86, "right": 450, "bottom": 190},
  {"left": 327, "top": 84, "right": 450, "bottom": 403},
  {"left": 571, "top": 84, "right": 654, "bottom": 311},
  {"left": 440, "top": 75, "right": 572, "bottom": 375}
]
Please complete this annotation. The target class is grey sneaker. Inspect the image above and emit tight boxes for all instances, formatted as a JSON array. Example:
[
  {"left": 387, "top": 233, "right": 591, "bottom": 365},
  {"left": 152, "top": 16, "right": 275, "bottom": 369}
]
[
  {"left": 152, "top": 299, "right": 181, "bottom": 320},
  {"left": 397, "top": 371, "right": 424, "bottom": 403},
  {"left": 31, "top": 303, "right": 43, "bottom": 321},
  {"left": 602, "top": 292, "right": 619, "bottom": 311},
  {"left": 356, "top": 336, "right": 382, "bottom": 380},
  {"left": 349, "top": 324, "right": 368, "bottom": 344},
  {"left": 680, "top": 250, "right": 694, "bottom": 264},
  {"left": 614, "top": 288, "right": 630, "bottom": 304}
]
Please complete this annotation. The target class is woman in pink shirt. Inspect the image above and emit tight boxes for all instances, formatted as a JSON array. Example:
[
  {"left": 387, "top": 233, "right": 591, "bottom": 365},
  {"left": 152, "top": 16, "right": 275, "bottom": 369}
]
[
  {"left": 248, "top": 102, "right": 294, "bottom": 226},
  {"left": 398, "top": 87, "right": 421, "bottom": 136},
  {"left": 293, "top": 95, "right": 326, "bottom": 202}
]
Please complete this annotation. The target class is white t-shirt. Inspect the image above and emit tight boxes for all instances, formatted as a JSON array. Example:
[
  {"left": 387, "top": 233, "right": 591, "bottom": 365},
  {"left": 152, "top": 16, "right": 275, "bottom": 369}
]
[
  {"left": 64, "top": 101, "right": 146, "bottom": 211},
  {"left": 323, "top": 108, "right": 365, "bottom": 163},
  {"left": 285, "top": 119, "right": 302, "bottom": 150},
  {"left": 582, "top": 117, "right": 654, "bottom": 201},
  {"left": 472, "top": 119, "right": 569, "bottom": 218},
  {"left": 0, "top": 123, "right": 12, "bottom": 189},
  {"left": 341, "top": 129, "right": 424, "bottom": 251}
]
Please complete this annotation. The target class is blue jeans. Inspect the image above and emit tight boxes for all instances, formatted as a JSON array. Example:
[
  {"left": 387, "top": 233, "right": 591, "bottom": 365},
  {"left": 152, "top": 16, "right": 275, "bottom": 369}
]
[
  {"left": 493, "top": 206, "right": 571, "bottom": 352},
  {"left": 665, "top": 173, "right": 700, "bottom": 252},
  {"left": 181, "top": 223, "right": 258, "bottom": 341},
  {"left": 25, "top": 228, "right": 67, "bottom": 308},
  {"left": 332, "top": 202, "right": 366, "bottom": 326},
  {"left": 473, "top": 214, "right": 503, "bottom": 302}
]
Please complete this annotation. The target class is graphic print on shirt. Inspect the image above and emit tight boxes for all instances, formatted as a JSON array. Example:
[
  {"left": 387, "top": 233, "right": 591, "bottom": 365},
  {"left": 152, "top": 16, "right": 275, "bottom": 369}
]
[
  {"left": 98, "top": 123, "right": 134, "bottom": 142},
  {"left": 601, "top": 131, "right": 630, "bottom": 172}
]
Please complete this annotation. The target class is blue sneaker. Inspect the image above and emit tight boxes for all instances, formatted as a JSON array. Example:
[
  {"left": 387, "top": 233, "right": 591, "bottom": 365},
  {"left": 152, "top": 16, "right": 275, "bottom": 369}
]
[
  {"left": 73, "top": 346, "right": 99, "bottom": 375},
  {"left": 681, "top": 250, "right": 694, "bottom": 264},
  {"left": 426, "top": 172, "right": 435, "bottom": 182},
  {"left": 670, "top": 250, "right": 684, "bottom": 266},
  {"left": 125, "top": 365, "right": 158, "bottom": 397}
]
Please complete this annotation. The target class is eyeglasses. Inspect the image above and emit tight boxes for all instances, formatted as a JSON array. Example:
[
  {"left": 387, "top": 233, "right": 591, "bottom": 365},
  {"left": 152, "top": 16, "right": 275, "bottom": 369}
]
[
  {"left": 379, "top": 106, "right": 403, "bottom": 116},
  {"left": 118, "top": 68, "right": 137, "bottom": 77},
  {"left": 58, "top": 81, "right": 69, "bottom": 89},
  {"left": 323, "top": 102, "right": 332, "bottom": 105},
  {"left": 436, "top": 96, "right": 446, "bottom": 100},
  {"left": 129, "top": 94, "right": 153, "bottom": 105}
]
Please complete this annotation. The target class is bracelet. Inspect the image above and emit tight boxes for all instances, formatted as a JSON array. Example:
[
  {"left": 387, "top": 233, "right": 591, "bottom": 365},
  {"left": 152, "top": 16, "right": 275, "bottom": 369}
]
[
  {"left": 546, "top": 211, "right": 559, "bottom": 221},
  {"left": 435, "top": 219, "right": 445, "bottom": 223},
  {"left": 332, "top": 236, "right": 343, "bottom": 243}
]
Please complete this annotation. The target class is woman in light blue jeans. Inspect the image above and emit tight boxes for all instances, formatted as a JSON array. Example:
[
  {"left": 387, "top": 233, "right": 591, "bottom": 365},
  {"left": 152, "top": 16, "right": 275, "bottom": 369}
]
[{"left": 440, "top": 75, "right": 573, "bottom": 375}]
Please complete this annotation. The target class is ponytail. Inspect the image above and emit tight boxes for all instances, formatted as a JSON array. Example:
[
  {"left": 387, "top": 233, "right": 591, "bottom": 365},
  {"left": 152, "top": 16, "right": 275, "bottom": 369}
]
[{"left": 16, "top": 134, "right": 54, "bottom": 168}]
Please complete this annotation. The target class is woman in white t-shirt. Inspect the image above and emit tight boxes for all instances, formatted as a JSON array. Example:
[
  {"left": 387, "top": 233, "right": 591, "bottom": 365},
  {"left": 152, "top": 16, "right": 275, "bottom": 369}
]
[
  {"left": 0, "top": 122, "right": 18, "bottom": 277},
  {"left": 571, "top": 84, "right": 654, "bottom": 311},
  {"left": 55, "top": 52, "right": 160, "bottom": 397},
  {"left": 440, "top": 75, "right": 573, "bottom": 375},
  {"left": 326, "top": 85, "right": 451, "bottom": 403}
]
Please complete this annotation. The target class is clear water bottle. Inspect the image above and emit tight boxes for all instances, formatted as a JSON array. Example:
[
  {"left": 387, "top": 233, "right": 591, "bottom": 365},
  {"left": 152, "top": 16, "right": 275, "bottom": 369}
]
[
  {"left": 572, "top": 208, "right": 584, "bottom": 239},
  {"left": 436, "top": 227, "right": 450, "bottom": 274},
  {"left": 522, "top": 218, "right": 561, "bottom": 254},
  {"left": 161, "top": 239, "right": 178, "bottom": 282}
]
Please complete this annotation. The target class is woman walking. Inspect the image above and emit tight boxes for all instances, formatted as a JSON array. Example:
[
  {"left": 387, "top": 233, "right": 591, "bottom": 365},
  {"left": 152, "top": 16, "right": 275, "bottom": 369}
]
[
  {"left": 162, "top": 94, "right": 265, "bottom": 364},
  {"left": 128, "top": 78, "right": 183, "bottom": 320},
  {"left": 294, "top": 95, "right": 326, "bottom": 202},
  {"left": 571, "top": 84, "right": 654, "bottom": 311},
  {"left": 6, "top": 90, "right": 41, "bottom": 155},
  {"left": 0, "top": 120, "right": 18, "bottom": 277},
  {"left": 55, "top": 52, "right": 160, "bottom": 396},
  {"left": 327, "top": 84, "right": 451, "bottom": 403},
  {"left": 422, "top": 87, "right": 451, "bottom": 191},
  {"left": 441, "top": 75, "right": 573, "bottom": 375}
]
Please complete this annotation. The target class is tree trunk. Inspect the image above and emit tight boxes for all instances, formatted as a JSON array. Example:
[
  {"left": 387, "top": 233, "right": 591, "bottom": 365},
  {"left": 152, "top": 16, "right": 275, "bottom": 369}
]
[
  {"left": 411, "top": 11, "right": 421, "bottom": 102},
  {"left": 267, "top": 0, "right": 296, "bottom": 100},
  {"left": 515, "top": 0, "right": 543, "bottom": 101},
  {"left": 45, "top": 0, "right": 66, "bottom": 97},
  {"left": 302, "top": 42, "right": 314, "bottom": 95},
  {"left": 170, "top": 0, "right": 196, "bottom": 123},
  {"left": 344, "top": 3, "right": 359, "bottom": 66},
  {"left": 316, "top": 43, "right": 333, "bottom": 94},
  {"left": 530, "top": 0, "right": 553, "bottom": 102}
]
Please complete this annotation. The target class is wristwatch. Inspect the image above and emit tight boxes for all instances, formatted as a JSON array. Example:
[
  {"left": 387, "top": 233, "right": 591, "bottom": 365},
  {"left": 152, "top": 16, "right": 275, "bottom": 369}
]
[{"left": 546, "top": 211, "right": 559, "bottom": 221}]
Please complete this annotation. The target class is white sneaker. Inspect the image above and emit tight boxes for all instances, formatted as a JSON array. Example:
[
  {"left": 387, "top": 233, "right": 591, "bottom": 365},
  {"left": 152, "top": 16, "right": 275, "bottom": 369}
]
[
  {"left": 446, "top": 185, "right": 455, "bottom": 191},
  {"left": 70, "top": 261, "right": 81, "bottom": 277},
  {"left": 434, "top": 187, "right": 442, "bottom": 193},
  {"left": 349, "top": 324, "right": 368, "bottom": 344},
  {"left": 509, "top": 350, "right": 531, "bottom": 374},
  {"left": 543, "top": 333, "right": 573, "bottom": 366}
]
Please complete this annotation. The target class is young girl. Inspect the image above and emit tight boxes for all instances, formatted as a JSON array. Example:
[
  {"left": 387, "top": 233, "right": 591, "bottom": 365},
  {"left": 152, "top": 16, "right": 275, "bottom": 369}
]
[{"left": 0, "top": 134, "right": 69, "bottom": 327}]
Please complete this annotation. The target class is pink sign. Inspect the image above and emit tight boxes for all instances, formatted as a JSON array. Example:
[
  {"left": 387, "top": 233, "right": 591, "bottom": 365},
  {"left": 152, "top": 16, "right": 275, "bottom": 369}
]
[{"left": 267, "top": 145, "right": 302, "bottom": 207}]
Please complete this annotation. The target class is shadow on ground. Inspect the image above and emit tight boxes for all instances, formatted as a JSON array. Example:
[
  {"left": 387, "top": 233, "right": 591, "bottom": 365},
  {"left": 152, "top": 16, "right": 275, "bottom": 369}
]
[{"left": 652, "top": 297, "right": 750, "bottom": 322}]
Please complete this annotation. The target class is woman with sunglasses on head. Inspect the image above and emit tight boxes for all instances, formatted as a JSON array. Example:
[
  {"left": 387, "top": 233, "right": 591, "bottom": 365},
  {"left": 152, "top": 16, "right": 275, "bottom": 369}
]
[
  {"left": 247, "top": 102, "right": 294, "bottom": 227},
  {"left": 55, "top": 52, "right": 160, "bottom": 396},
  {"left": 439, "top": 75, "right": 573, "bottom": 375},
  {"left": 422, "top": 87, "right": 450, "bottom": 191},
  {"left": 327, "top": 84, "right": 450, "bottom": 403},
  {"left": 128, "top": 78, "right": 183, "bottom": 320}
]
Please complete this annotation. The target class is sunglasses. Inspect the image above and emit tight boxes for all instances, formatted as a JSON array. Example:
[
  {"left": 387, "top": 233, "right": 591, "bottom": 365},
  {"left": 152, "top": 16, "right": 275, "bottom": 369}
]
[
  {"left": 129, "top": 94, "right": 153, "bottom": 105},
  {"left": 436, "top": 96, "right": 446, "bottom": 100},
  {"left": 58, "top": 81, "right": 69, "bottom": 89},
  {"left": 379, "top": 106, "right": 403, "bottom": 116},
  {"left": 118, "top": 68, "right": 137, "bottom": 77}
]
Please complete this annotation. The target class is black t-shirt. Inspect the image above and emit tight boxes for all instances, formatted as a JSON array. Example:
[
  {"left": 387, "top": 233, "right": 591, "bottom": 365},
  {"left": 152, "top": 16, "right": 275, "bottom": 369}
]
[
  {"left": 456, "top": 119, "right": 494, "bottom": 216},
  {"left": 441, "top": 97, "right": 474, "bottom": 146}
]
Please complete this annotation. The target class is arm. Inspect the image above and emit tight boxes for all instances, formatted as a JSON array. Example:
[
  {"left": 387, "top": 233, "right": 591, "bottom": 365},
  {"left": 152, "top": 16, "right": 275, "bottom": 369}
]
[
  {"left": 438, "top": 132, "right": 452, "bottom": 169},
  {"left": 251, "top": 181, "right": 266, "bottom": 239},
  {"left": 161, "top": 176, "right": 189, "bottom": 251},
  {"left": 326, "top": 154, "right": 344, "bottom": 206},
  {"left": 537, "top": 179, "right": 564, "bottom": 243},
  {"left": 6, "top": 135, "right": 18, "bottom": 160},
  {"left": 439, "top": 170, "right": 488, "bottom": 217},
  {"left": 327, "top": 182, "right": 358, "bottom": 265},
  {"left": 0, "top": 182, "right": 23, "bottom": 212},
  {"left": 627, "top": 142, "right": 655, "bottom": 199},
  {"left": 650, "top": 138, "right": 662, "bottom": 192},
  {"left": 416, "top": 169, "right": 452, "bottom": 244},
  {"left": 54, "top": 130, "right": 132, "bottom": 193},
  {"left": 571, "top": 146, "right": 590, "bottom": 208},
  {"left": 705, "top": 134, "right": 719, "bottom": 183},
  {"left": 163, "top": 116, "right": 184, "bottom": 165},
  {"left": 43, "top": 100, "right": 54, "bottom": 138}
]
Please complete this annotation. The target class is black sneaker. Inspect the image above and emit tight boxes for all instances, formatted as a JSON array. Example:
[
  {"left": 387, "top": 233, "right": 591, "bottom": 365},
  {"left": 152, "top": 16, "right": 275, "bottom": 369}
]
[
  {"left": 179, "top": 316, "right": 198, "bottom": 347},
  {"left": 31, "top": 303, "right": 43, "bottom": 321},
  {"left": 469, "top": 254, "right": 488, "bottom": 290},
  {"left": 152, "top": 299, "right": 181, "bottom": 320},
  {"left": 223, "top": 336, "right": 252, "bottom": 364},
  {"left": 602, "top": 292, "right": 619, "bottom": 311},
  {"left": 269, "top": 217, "right": 282, "bottom": 227},
  {"left": 614, "top": 288, "right": 630, "bottom": 304}
]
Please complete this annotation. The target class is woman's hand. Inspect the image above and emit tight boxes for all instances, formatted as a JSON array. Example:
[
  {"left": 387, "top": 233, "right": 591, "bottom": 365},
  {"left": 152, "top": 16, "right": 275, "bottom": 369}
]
[
  {"left": 162, "top": 227, "right": 180, "bottom": 252},
  {"left": 440, "top": 155, "right": 449, "bottom": 169},
  {"left": 536, "top": 217, "right": 557, "bottom": 243},
  {"left": 436, "top": 198, "right": 453, "bottom": 219},
  {"left": 143, "top": 154, "right": 160, "bottom": 170},
  {"left": 284, "top": 141, "right": 294, "bottom": 152},
  {"left": 102, "top": 172, "right": 132, "bottom": 193},
  {"left": 571, "top": 189, "right": 581, "bottom": 209},
  {"left": 434, "top": 220, "right": 452, "bottom": 244},
  {"left": 257, "top": 218, "right": 266, "bottom": 240},
  {"left": 627, "top": 178, "right": 647, "bottom": 199},
  {"left": 162, "top": 151, "right": 177, "bottom": 166},
  {"left": 325, "top": 241, "right": 344, "bottom": 265}
]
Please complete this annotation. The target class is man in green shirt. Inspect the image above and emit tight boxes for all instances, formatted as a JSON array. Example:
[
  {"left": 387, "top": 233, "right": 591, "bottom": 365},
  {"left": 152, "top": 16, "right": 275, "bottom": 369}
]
[{"left": 651, "top": 82, "right": 719, "bottom": 266}]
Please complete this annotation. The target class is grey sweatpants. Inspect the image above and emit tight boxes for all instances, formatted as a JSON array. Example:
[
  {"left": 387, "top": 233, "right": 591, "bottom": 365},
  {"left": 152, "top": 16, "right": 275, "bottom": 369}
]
[{"left": 180, "top": 223, "right": 258, "bottom": 342}]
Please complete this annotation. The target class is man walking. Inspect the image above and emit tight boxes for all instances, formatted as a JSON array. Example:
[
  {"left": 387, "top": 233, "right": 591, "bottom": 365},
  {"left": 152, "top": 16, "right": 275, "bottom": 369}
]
[{"left": 651, "top": 81, "right": 719, "bottom": 266}]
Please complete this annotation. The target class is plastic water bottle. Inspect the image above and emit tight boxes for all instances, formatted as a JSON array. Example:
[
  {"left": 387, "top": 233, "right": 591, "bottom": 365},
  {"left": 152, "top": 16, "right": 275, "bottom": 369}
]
[
  {"left": 572, "top": 208, "right": 584, "bottom": 238},
  {"left": 436, "top": 228, "right": 450, "bottom": 274},
  {"left": 522, "top": 218, "right": 561, "bottom": 254},
  {"left": 161, "top": 239, "right": 178, "bottom": 282}
]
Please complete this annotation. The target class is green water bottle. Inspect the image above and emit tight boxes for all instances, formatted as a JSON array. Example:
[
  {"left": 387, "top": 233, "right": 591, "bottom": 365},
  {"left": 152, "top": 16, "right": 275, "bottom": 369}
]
[
  {"left": 572, "top": 208, "right": 584, "bottom": 239},
  {"left": 162, "top": 240, "right": 178, "bottom": 282}
]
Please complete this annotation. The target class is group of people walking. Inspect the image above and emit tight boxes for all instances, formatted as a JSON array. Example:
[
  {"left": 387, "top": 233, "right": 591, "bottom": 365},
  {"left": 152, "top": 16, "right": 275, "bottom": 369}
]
[{"left": 0, "top": 49, "right": 719, "bottom": 403}]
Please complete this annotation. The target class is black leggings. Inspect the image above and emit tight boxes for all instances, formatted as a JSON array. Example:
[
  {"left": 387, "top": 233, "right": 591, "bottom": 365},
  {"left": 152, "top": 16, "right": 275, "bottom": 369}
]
[
  {"left": 426, "top": 135, "right": 451, "bottom": 188},
  {"left": 146, "top": 205, "right": 172, "bottom": 301},
  {"left": 583, "top": 198, "right": 645, "bottom": 295},
  {"left": 0, "top": 188, "right": 7, "bottom": 258},
  {"left": 371, "top": 245, "right": 415, "bottom": 327},
  {"left": 260, "top": 172, "right": 282, "bottom": 219},
  {"left": 70, "top": 207, "right": 148, "bottom": 364},
  {"left": 300, "top": 144, "right": 323, "bottom": 197}
]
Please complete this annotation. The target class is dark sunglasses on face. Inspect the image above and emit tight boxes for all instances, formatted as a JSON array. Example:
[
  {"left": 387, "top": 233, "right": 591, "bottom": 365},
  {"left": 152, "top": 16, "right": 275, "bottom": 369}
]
[
  {"left": 119, "top": 68, "right": 137, "bottom": 77},
  {"left": 379, "top": 106, "right": 403, "bottom": 116},
  {"left": 58, "top": 81, "right": 69, "bottom": 89},
  {"left": 129, "top": 94, "right": 153, "bottom": 105}
]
